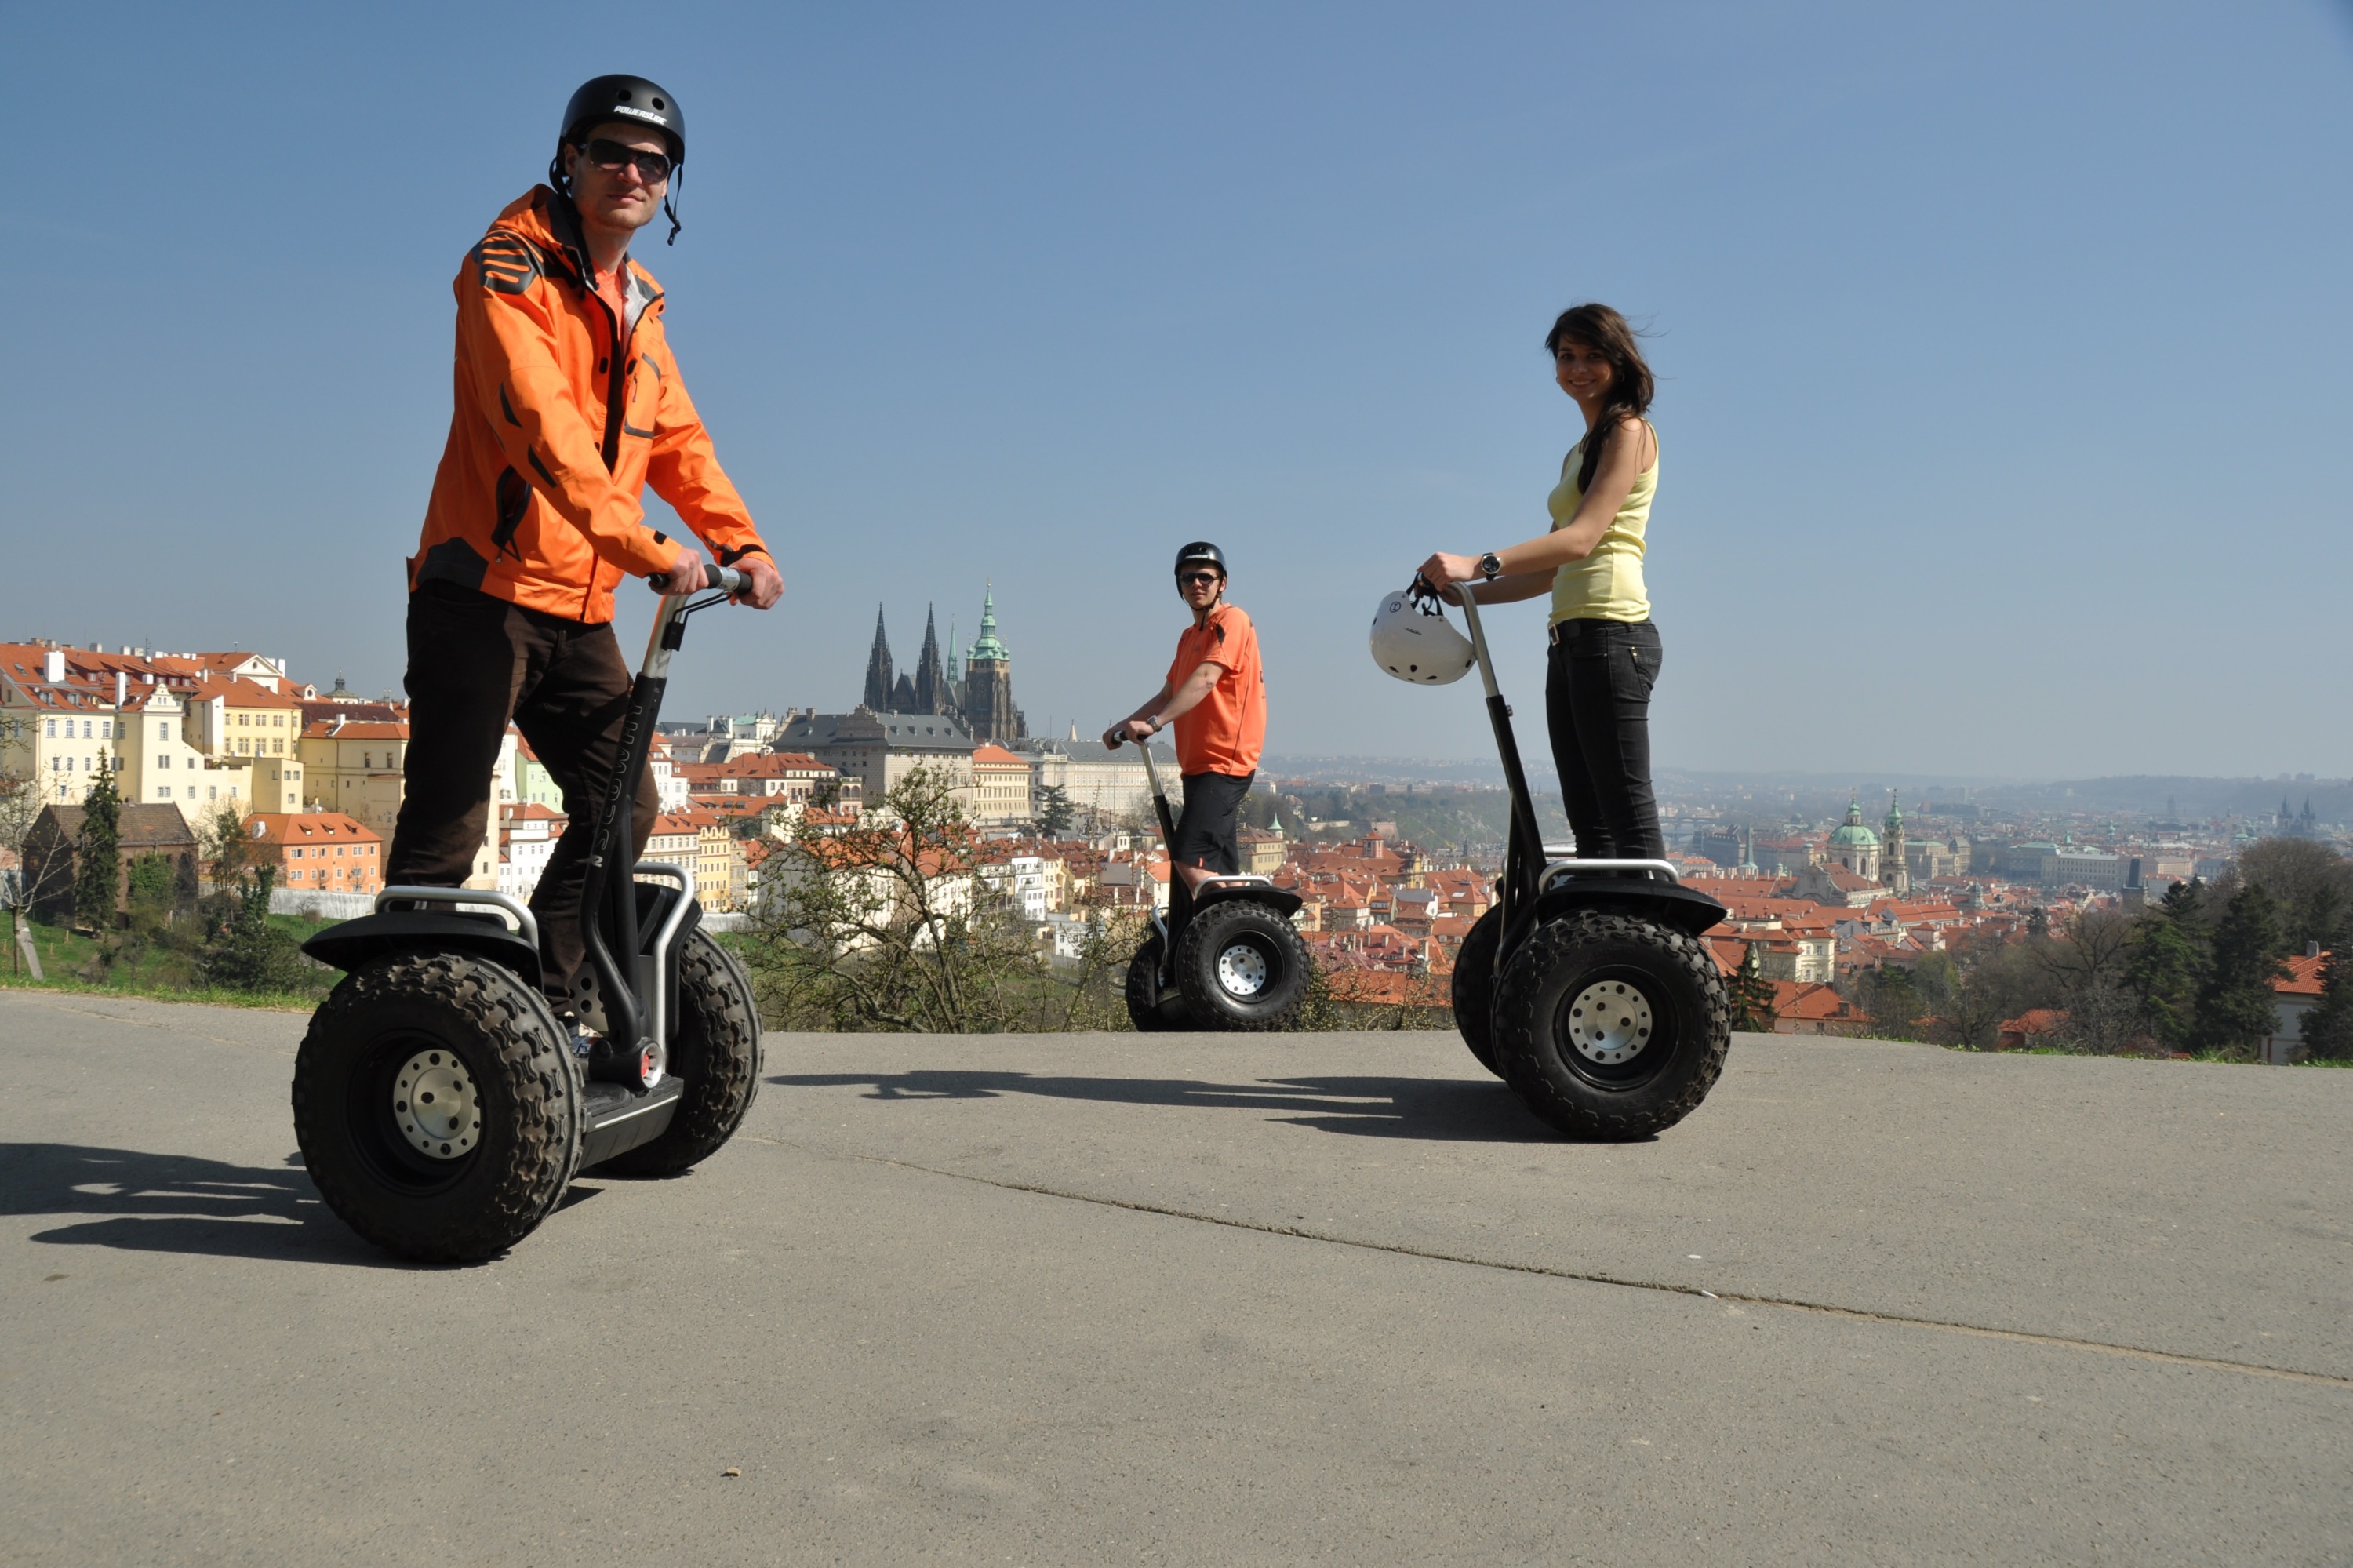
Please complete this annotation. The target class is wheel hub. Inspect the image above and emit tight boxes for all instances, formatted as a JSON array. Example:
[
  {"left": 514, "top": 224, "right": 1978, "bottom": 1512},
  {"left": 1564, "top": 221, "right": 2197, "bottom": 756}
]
[
  {"left": 1566, "top": 980, "right": 1653, "bottom": 1064},
  {"left": 393, "top": 1050, "right": 478, "bottom": 1160},
  {"left": 1217, "top": 942, "right": 1270, "bottom": 998}
]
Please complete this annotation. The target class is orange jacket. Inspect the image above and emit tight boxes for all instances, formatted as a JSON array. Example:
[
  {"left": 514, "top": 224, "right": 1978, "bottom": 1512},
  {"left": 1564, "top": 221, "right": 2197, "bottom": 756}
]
[{"left": 409, "top": 187, "right": 768, "bottom": 623}]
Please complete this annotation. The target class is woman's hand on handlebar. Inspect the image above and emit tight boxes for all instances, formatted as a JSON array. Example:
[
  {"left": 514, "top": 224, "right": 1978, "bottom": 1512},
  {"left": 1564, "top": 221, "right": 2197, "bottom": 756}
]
[
  {"left": 1103, "top": 717, "right": 1155, "bottom": 750},
  {"left": 1417, "top": 552, "right": 1480, "bottom": 595}
]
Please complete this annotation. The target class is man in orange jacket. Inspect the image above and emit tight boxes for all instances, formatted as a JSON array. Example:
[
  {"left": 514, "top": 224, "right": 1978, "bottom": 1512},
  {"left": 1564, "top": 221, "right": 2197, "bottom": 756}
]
[{"left": 389, "top": 74, "right": 783, "bottom": 999}]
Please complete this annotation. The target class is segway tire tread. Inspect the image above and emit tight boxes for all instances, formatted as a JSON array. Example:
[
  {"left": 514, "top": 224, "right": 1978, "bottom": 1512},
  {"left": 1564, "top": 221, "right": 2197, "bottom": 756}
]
[
  {"left": 1450, "top": 906, "right": 1504, "bottom": 1077},
  {"left": 1491, "top": 910, "right": 1730, "bottom": 1141},
  {"left": 1124, "top": 936, "right": 1188, "bottom": 1031},
  {"left": 598, "top": 930, "right": 762, "bottom": 1177},
  {"left": 293, "top": 951, "right": 583, "bottom": 1264},
  {"left": 1173, "top": 899, "right": 1312, "bottom": 1031}
]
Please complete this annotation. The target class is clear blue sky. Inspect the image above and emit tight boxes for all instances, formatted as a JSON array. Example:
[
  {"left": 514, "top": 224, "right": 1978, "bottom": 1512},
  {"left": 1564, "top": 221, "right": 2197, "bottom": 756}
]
[{"left": 6, "top": 2, "right": 2348, "bottom": 779}]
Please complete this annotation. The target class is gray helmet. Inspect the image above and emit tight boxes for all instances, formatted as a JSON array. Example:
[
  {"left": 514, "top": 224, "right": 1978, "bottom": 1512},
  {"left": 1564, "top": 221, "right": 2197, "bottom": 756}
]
[
  {"left": 551, "top": 75, "right": 689, "bottom": 244},
  {"left": 1173, "top": 541, "right": 1227, "bottom": 577}
]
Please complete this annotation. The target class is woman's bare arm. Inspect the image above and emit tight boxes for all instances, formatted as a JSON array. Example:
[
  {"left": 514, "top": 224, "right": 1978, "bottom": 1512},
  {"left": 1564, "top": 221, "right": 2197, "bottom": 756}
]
[{"left": 1417, "top": 417, "right": 1653, "bottom": 591}]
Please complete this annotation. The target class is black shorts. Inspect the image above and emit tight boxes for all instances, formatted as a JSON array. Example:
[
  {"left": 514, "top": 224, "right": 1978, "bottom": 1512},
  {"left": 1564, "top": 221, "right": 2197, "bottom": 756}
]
[{"left": 1171, "top": 770, "right": 1254, "bottom": 875}]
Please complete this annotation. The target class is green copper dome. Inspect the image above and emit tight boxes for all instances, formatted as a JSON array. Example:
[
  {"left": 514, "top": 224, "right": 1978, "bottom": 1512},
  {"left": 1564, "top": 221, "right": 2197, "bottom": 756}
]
[{"left": 1827, "top": 796, "right": 1881, "bottom": 848}]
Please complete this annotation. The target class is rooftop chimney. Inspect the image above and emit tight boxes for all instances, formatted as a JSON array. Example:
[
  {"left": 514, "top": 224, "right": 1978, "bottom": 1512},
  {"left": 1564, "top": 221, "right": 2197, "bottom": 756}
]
[
  {"left": 2311, "top": 941, "right": 2324, "bottom": 959},
  {"left": 43, "top": 649, "right": 64, "bottom": 683},
  {"left": 115, "top": 671, "right": 128, "bottom": 707}
]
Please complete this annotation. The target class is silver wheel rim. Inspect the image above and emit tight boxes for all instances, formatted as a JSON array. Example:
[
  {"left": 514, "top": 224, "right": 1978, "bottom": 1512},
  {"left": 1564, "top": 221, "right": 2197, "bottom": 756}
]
[
  {"left": 1217, "top": 942, "right": 1270, "bottom": 998},
  {"left": 1566, "top": 980, "right": 1653, "bottom": 1064},
  {"left": 393, "top": 1049, "right": 479, "bottom": 1159}
]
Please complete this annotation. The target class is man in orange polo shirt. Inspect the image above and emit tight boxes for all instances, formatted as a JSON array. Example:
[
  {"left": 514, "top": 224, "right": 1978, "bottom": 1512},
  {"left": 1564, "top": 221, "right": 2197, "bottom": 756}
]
[
  {"left": 1103, "top": 542, "right": 1267, "bottom": 892},
  {"left": 388, "top": 75, "right": 782, "bottom": 998}
]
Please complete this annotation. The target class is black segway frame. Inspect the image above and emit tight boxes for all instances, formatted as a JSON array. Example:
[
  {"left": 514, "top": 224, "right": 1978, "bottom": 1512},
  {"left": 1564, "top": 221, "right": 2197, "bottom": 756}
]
[
  {"left": 1123, "top": 735, "right": 1307, "bottom": 1029},
  {"left": 1437, "top": 578, "right": 1731, "bottom": 1137},
  {"left": 1445, "top": 580, "right": 1725, "bottom": 958},
  {"left": 304, "top": 566, "right": 752, "bottom": 1174}
]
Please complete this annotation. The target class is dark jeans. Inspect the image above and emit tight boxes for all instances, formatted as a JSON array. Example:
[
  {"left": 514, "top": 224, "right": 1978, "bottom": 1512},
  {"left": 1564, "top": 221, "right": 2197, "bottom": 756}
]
[
  {"left": 1172, "top": 770, "right": 1254, "bottom": 875},
  {"left": 387, "top": 582, "right": 658, "bottom": 991},
  {"left": 1544, "top": 618, "right": 1664, "bottom": 862}
]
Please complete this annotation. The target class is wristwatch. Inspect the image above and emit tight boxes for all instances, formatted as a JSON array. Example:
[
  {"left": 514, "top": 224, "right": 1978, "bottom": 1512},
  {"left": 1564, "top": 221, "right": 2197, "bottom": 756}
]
[{"left": 1478, "top": 552, "right": 1504, "bottom": 580}]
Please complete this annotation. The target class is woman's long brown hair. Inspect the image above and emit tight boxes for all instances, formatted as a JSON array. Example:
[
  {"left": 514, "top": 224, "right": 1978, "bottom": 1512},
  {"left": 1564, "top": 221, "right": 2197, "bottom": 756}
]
[{"left": 1545, "top": 304, "right": 1654, "bottom": 495}]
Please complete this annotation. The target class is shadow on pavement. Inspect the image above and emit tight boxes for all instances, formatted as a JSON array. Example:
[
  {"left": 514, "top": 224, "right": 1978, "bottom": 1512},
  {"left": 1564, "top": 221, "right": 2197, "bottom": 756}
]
[
  {"left": 0, "top": 1143, "right": 395, "bottom": 1267},
  {"left": 769, "top": 1069, "right": 1556, "bottom": 1143}
]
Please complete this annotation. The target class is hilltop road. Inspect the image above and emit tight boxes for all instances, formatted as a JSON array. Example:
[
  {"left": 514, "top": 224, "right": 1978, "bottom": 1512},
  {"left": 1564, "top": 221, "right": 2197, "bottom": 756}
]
[{"left": 2, "top": 989, "right": 2347, "bottom": 1566}]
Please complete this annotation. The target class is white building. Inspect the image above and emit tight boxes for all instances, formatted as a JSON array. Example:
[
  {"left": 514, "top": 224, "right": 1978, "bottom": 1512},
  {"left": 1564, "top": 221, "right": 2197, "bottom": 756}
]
[{"left": 496, "top": 803, "right": 568, "bottom": 900}]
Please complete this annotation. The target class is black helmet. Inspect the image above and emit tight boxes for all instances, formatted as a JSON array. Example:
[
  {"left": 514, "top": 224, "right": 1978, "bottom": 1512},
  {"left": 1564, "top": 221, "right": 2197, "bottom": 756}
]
[
  {"left": 550, "top": 75, "right": 689, "bottom": 244},
  {"left": 1173, "top": 541, "right": 1227, "bottom": 577},
  {"left": 558, "top": 75, "right": 685, "bottom": 162}
]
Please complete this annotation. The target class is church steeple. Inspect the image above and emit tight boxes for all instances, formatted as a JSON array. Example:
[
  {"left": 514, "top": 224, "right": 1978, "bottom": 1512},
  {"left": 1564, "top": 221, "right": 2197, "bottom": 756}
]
[
  {"left": 1883, "top": 791, "right": 1910, "bottom": 894},
  {"left": 861, "top": 607, "right": 895, "bottom": 712},
  {"left": 913, "top": 604, "right": 951, "bottom": 714}
]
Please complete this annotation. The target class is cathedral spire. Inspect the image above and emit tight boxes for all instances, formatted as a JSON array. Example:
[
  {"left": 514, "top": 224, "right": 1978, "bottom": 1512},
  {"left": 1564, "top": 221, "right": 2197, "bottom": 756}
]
[
  {"left": 914, "top": 604, "right": 950, "bottom": 714},
  {"left": 861, "top": 606, "right": 895, "bottom": 712}
]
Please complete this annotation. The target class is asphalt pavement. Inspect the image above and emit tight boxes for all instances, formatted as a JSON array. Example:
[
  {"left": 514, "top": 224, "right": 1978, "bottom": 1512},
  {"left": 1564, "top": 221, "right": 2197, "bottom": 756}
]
[{"left": 2, "top": 988, "right": 2347, "bottom": 1566}]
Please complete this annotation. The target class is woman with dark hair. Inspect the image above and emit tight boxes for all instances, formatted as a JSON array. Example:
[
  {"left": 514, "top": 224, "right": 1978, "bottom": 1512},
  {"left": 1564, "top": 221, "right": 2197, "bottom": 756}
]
[{"left": 1417, "top": 303, "right": 1666, "bottom": 861}]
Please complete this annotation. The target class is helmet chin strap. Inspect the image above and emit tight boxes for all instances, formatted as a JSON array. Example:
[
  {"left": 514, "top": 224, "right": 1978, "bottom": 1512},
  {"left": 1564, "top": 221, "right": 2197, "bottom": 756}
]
[{"left": 663, "top": 166, "right": 683, "bottom": 245}]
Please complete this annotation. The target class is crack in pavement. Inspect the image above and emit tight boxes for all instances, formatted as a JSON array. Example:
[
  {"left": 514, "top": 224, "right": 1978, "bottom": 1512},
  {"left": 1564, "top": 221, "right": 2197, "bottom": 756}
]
[{"left": 759, "top": 1137, "right": 2353, "bottom": 1392}]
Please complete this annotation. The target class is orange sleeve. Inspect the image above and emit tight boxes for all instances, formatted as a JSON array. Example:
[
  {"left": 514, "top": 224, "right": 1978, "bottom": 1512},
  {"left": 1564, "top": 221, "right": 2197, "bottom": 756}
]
[
  {"left": 646, "top": 347, "right": 769, "bottom": 566},
  {"left": 456, "top": 260, "right": 682, "bottom": 580}
]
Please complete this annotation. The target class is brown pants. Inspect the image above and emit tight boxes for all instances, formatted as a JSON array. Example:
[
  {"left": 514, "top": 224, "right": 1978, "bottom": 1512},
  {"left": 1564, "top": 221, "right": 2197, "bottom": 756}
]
[{"left": 387, "top": 582, "right": 657, "bottom": 992}]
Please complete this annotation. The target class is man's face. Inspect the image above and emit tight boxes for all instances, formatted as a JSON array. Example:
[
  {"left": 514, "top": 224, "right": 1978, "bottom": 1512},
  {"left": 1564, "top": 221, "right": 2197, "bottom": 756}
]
[
  {"left": 562, "top": 122, "right": 672, "bottom": 236},
  {"left": 1176, "top": 567, "right": 1225, "bottom": 613}
]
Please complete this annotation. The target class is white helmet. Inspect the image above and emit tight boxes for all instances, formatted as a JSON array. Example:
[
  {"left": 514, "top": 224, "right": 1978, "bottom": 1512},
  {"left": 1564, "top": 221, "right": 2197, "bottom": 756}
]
[{"left": 1369, "top": 584, "right": 1476, "bottom": 684}]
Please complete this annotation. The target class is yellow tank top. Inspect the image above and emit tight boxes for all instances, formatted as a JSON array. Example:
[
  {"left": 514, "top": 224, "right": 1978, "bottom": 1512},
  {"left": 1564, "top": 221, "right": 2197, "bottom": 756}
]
[{"left": 1548, "top": 420, "right": 1656, "bottom": 624}]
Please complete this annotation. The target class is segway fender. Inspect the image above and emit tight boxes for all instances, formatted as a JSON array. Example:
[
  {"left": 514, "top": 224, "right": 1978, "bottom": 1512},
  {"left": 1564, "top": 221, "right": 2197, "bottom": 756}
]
[
  {"left": 1188, "top": 882, "right": 1304, "bottom": 921},
  {"left": 302, "top": 911, "right": 544, "bottom": 987},
  {"left": 1529, "top": 876, "right": 1726, "bottom": 937}
]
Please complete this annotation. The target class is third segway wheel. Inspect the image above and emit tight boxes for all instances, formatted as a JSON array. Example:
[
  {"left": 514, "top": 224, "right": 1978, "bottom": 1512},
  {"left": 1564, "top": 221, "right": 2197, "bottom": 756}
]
[
  {"left": 1450, "top": 906, "right": 1504, "bottom": 1078},
  {"left": 599, "top": 930, "right": 763, "bottom": 1177},
  {"left": 1489, "top": 909, "right": 1730, "bottom": 1141},
  {"left": 292, "top": 950, "right": 584, "bottom": 1264},
  {"left": 1124, "top": 935, "right": 1190, "bottom": 1031},
  {"left": 1173, "top": 900, "right": 1311, "bottom": 1030}
]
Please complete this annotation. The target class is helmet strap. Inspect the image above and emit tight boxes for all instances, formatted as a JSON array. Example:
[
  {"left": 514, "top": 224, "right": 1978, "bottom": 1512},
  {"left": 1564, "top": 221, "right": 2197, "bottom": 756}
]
[{"left": 664, "top": 166, "right": 683, "bottom": 245}]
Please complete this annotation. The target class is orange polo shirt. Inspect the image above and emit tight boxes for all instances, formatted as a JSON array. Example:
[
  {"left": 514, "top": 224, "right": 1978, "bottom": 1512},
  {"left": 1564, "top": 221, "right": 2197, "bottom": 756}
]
[{"left": 1166, "top": 603, "right": 1266, "bottom": 777}]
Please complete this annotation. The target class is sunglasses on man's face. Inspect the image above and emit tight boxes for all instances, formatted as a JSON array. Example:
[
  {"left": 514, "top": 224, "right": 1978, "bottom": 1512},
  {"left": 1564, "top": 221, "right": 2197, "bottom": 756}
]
[
  {"left": 1177, "top": 572, "right": 1223, "bottom": 588},
  {"left": 579, "top": 138, "right": 674, "bottom": 184}
]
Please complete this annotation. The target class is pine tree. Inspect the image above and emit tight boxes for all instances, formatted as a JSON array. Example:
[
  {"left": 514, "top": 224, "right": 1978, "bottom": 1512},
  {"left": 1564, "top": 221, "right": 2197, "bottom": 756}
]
[
  {"left": 2126, "top": 878, "right": 2208, "bottom": 1051},
  {"left": 71, "top": 759, "right": 122, "bottom": 932},
  {"left": 2191, "top": 884, "right": 2287, "bottom": 1059},
  {"left": 1729, "top": 940, "right": 1777, "bottom": 1032},
  {"left": 2302, "top": 941, "right": 2353, "bottom": 1062}
]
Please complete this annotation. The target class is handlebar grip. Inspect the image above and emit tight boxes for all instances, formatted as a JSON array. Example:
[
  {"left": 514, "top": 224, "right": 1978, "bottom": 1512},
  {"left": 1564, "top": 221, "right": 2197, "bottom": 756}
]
[{"left": 649, "top": 561, "right": 749, "bottom": 595}]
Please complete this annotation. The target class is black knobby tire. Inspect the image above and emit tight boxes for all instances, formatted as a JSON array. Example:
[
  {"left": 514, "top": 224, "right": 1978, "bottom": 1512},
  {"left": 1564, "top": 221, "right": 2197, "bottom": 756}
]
[
  {"left": 1173, "top": 899, "right": 1313, "bottom": 1031},
  {"left": 1451, "top": 906, "right": 1504, "bottom": 1077},
  {"left": 292, "top": 950, "right": 583, "bottom": 1264},
  {"left": 1489, "top": 910, "right": 1730, "bottom": 1141},
  {"left": 1124, "top": 936, "right": 1188, "bottom": 1031},
  {"left": 599, "top": 930, "right": 763, "bottom": 1177}
]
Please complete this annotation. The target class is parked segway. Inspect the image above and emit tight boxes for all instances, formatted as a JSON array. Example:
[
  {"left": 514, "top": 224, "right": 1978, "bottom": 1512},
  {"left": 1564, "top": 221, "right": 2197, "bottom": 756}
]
[
  {"left": 1119, "top": 737, "right": 1312, "bottom": 1031},
  {"left": 291, "top": 565, "right": 765, "bottom": 1263},
  {"left": 1371, "top": 580, "right": 1730, "bottom": 1138}
]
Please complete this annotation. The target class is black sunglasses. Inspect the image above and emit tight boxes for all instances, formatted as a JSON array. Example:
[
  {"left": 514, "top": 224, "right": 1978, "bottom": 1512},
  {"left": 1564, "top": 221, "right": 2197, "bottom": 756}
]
[
  {"left": 1176, "top": 571, "right": 1223, "bottom": 587},
  {"left": 579, "top": 137, "right": 675, "bottom": 183}
]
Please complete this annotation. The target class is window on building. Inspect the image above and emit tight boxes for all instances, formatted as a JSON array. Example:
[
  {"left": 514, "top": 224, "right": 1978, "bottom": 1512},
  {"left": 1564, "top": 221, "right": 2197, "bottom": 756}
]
[
  {"left": 158, "top": 721, "right": 169, "bottom": 740},
  {"left": 42, "top": 719, "right": 54, "bottom": 737},
  {"left": 82, "top": 721, "right": 92, "bottom": 738}
]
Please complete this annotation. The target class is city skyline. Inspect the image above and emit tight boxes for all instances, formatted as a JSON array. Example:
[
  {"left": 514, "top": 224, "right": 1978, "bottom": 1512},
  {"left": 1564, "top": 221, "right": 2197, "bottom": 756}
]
[{"left": 7, "top": 5, "right": 2349, "bottom": 775}]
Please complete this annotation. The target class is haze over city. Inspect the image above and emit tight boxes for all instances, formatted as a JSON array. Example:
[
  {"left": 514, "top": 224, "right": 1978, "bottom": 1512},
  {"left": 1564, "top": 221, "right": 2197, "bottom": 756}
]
[{"left": 6, "top": 2, "right": 2349, "bottom": 777}]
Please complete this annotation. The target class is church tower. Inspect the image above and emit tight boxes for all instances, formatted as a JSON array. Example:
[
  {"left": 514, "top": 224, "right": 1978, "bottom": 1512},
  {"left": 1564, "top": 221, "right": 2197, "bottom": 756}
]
[
  {"left": 958, "top": 585, "right": 1027, "bottom": 743},
  {"left": 861, "top": 607, "right": 895, "bottom": 712},
  {"left": 912, "top": 606, "right": 952, "bottom": 715},
  {"left": 1882, "top": 791, "right": 1910, "bottom": 894}
]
